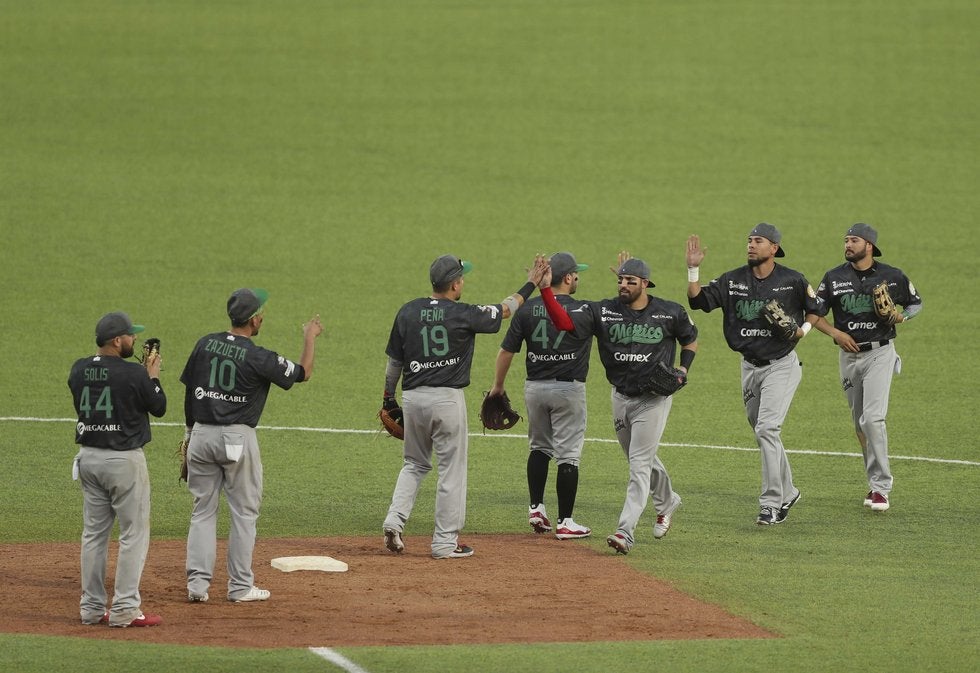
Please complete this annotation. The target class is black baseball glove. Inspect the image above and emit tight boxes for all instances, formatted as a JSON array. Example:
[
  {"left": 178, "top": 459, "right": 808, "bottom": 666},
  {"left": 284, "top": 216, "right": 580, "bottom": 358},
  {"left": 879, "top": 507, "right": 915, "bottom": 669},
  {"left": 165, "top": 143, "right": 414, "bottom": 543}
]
[
  {"left": 480, "top": 391, "right": 521, "bottom": 431},
  {"left": 643, "top": 361, "right": 688, "bottom": 397},
  {"left": 762, "top": 299, "right": 800, "bottom": 340}
]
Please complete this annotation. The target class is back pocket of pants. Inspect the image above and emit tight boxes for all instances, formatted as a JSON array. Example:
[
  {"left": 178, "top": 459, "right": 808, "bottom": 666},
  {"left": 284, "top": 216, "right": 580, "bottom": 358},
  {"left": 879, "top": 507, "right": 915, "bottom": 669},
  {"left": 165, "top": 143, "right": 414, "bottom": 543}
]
[{"left": 222, "top": 432, "right": 245, "bottom": 463}]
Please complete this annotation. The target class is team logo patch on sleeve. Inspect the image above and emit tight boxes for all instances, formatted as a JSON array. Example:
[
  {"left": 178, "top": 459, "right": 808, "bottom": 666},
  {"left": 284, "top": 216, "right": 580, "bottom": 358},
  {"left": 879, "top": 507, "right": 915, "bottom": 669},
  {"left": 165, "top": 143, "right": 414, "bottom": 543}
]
[
  {"left": 477, "top": 305, "right": 500, "bottom": 319},
  {"left": 278, "top": 356, "right": 296, "bottom": 377}
]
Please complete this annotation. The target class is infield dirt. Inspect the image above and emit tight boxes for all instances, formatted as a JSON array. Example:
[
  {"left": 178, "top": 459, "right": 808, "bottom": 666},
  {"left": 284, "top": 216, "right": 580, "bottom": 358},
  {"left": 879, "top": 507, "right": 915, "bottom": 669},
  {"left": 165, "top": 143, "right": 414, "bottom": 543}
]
[{"left": 0, "top": 534, "right": 773, "bottom": 648}]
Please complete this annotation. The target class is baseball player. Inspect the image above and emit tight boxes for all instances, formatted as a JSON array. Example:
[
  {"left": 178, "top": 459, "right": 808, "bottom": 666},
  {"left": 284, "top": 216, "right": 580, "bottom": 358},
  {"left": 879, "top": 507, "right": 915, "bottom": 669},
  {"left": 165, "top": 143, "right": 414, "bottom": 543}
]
[
  {"left": 382, "top": 254, "right": 548, "bottom": 559},
  {"left": 181, "top": 288, "right": 323, "bottom": 603},
  {"left": 812, "top": 223, "right": 922, "bottom": 511},
  {"left": 490, "top": 252, "right": 593, "bottom": 540},
  {"left": 68, "top": 311, "right": 166, "bottom": 627},
  {"left": 686, "top": 224, "right": 820, "bottom": 525},
  {"left": 541, "top": 255, "right": 698, "bottom": 554}
]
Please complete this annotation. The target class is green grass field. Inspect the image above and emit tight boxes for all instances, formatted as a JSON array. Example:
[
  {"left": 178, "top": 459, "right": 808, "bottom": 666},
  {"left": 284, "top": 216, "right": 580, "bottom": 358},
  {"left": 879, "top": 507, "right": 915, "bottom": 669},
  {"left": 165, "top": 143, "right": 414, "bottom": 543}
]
[{"left": 1, "top": 1, "right": 977, "bottom": 672}]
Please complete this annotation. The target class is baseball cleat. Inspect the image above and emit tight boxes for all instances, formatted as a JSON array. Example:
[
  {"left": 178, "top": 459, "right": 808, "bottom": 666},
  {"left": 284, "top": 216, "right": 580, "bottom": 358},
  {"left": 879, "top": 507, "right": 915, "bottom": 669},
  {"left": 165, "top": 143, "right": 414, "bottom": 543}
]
[
  {"left": 654, "top": 513, "right": 673, "bottom": 539},
  {"left": 384, "top": 527, "right": 405, "bottom": 553},
  {"left": 528, "top": 505, "right": 552, "bottom": 534},
  {"left": 776, "top": 490, "right": 802, "bottom": 523},
  {"left": 606, "top": 533, "right": 631, "bottom": 555},
  {"left": 756, "top": 506, "right": 781, "bottom": 525},
  {"left": 863, "top": 491, "right": 874, "bottom": 507},
  {"left": 870, "top": 492, "right": 890, "bottom": 511},
  {"left": 554, "top": 518, "right": 591, "bottom": 540},
  {"left": 231, "top": 586, "right": 270, "bottom": 602},
  {"left": 435, "top": 544, "right": 474, "bottom": 559},
  {"left": 110, "top": 612, "right": 162, "bottom": 628},
  {"left": 188, "top": 591, "right": 209, "bottom": 603}
]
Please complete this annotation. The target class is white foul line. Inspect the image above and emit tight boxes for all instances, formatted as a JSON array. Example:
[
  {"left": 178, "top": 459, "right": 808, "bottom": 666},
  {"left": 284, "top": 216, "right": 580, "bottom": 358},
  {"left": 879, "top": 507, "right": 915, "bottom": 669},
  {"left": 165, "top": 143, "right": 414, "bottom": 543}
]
[
  {"left": 2, "top": 417, "right": 977, "bottom": 467},
  {"left": 309, "top": 648, "right": 370, "bottom": 673}
]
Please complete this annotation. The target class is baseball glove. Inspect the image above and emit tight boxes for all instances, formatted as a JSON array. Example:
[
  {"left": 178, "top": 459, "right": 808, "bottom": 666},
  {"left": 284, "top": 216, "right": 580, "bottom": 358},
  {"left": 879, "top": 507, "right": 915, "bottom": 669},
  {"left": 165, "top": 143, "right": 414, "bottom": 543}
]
[
  {"left": 139, "top": 338, "right": 161, "bottom": 366},
  {"left": 872, "top": 281, "right": 902, "bottom": 324},
  {"left": 762, "top": 299, "right": 800, "bottom": 340},
  {"left": 379, "top": 398, "right": 404, "bottom": 440},
  {"left": 643, "top": 361, "right": 688, "bottom": 397},
  {"left": 480, "top": 391, "right": 521, "bottom": 431},
  {"left": 177, "top": 435, "right": 189, "bottom": 483}
]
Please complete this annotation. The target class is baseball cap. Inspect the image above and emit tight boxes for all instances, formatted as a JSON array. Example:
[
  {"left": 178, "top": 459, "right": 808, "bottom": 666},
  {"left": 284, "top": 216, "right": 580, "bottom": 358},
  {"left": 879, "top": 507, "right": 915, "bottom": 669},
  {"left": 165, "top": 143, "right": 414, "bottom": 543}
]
[
  {"left": 430, "top": 255, "right": 473, "bottom": 286},
  {"left": 617, "top": 258, "right": 655, "bottom": 287},
  {"left": 549, "top": 252, "right": 589, "bottom": 280},
  {"left": 95, "top": 311, "right": 145, "bottom": 346},
  {"left": 227, "top": 288, "right": 269, "bottom": 324},
  {"left": 749, "top": 222, "right": 785, "bottom": 257},
  {"left": 847, "top": 222, "right": 882, "bottom": 256}
]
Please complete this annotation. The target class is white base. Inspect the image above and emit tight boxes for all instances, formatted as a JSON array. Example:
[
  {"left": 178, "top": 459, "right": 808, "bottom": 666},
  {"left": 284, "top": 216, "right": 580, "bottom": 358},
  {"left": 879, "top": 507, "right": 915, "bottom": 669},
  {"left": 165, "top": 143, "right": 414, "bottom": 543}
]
[{"left": 271, "top": 555, "right": 348, "bottom": 572}]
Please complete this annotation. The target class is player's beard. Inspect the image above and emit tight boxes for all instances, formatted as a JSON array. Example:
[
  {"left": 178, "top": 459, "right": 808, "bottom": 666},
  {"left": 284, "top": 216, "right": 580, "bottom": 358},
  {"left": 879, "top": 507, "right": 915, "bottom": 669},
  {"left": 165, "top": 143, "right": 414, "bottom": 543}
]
[
  {"left": 845, "top": 247, "right": 868, "bottom": 264},
  {"left": 618, "top": 285, "right": 642, "bottom": 305},
  {"left": 120, "top": 342, "right": 135, "bottom": 359},
  {"left": 747, "top": 253, "right": 770, "bottom": 268}
]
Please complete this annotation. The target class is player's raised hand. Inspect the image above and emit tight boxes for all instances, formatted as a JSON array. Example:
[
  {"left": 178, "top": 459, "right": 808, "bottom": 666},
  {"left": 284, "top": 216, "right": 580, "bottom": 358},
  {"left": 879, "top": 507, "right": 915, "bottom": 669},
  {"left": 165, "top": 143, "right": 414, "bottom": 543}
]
[
  {"left": 610, "top": 250, "right": 632, "bottom": 275},
  {"left": 304, "top": 314, "right": 324, "bottom": 338},
  {"left": 686, "top": 235, "right": 706, "bottom": 268},
  {"left": 527, "top": 254, "right": 549, "bottom": 286}
]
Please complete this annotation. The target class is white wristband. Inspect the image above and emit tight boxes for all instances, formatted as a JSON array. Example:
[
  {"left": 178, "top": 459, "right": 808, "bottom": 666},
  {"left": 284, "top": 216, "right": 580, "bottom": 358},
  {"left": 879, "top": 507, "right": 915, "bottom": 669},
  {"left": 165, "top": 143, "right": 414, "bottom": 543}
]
[
  {"left": 687, "top": 266, "right": 699, "bottom": 282},
  {"left": 501, "top": 294, "right": 520, "bottom": 316},
  {"left": 800, "top": 322, "right": 812, "bottom": 337}
]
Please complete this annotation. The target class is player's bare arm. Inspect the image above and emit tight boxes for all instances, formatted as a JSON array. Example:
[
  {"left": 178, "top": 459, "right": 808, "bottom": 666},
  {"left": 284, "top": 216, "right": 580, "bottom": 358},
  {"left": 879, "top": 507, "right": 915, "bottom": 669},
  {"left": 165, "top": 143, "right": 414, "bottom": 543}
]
[
  {"left": 686, "top": 235, "right": 705, "bottom": 299},
  {"left": 490, "top": 349, "right": 516, "bottom": 396},
  {"left": 812, "top": 315, "right": 859, "bottom": 352},
  {"left": 298, "top": 314, "right": 324, "bottom": 380}
]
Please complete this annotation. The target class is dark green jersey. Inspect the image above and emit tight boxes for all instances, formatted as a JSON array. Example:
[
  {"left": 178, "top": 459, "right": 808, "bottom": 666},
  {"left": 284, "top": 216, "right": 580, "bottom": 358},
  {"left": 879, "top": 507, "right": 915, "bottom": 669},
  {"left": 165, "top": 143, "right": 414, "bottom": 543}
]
[
  {"left": 501, "top": 295, "right": 593, "bottom": 381},
  {"left": 692, "top": 263, "right": 820, "bottom": 362},
  {"left": 589, "top": 296, "right": 698, "bottom": 394},
  {"left": 181, "top": 331, "right": 305, "bottom": 428},
  {"left": 68, "top": 355, "right": 167, "bottom": 450},
  {"left": 387, "top": 297, "right": 503, "bottom": 390},
  {"left": 815, "top": 261, "right": 921, "bottom": 342}
]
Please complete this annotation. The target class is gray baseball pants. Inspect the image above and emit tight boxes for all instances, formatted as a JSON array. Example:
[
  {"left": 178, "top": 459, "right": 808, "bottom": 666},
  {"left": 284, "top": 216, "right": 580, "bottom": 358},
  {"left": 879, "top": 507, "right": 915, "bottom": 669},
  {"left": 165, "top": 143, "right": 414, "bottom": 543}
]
[
  {"left": 840, "top": 342, "right": 897, "bottom": 495},
  {"left": 383, "top": 387, "right": 468, "bottom": 558},
  {"left": 77, "top": 446, "right": 150, "bottom": 626},
  {"left": 610, "top": 390, "right": 681, "bottom": 546},
  {"left": 525, "top": 379, "right": 587, "bottom": 465},
  {"left": 741, "top": 351, "right": 802, "bottom": 509},
  {"left": 186, "top": 423, "right": 263, "bottom": 601}
]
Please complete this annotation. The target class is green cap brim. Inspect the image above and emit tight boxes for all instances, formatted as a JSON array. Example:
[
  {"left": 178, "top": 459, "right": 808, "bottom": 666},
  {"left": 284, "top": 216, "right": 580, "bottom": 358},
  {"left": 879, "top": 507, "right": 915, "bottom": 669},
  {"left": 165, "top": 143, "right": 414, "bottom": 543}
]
[
  {"left": 132, "top": 324, "right": 145, "bottom": 334},
  {"left": 461, "top": 261, "right": 473, "bottom": 275},
  {"left": 251, "top": 288, "right": 269, "bottom": 316}
]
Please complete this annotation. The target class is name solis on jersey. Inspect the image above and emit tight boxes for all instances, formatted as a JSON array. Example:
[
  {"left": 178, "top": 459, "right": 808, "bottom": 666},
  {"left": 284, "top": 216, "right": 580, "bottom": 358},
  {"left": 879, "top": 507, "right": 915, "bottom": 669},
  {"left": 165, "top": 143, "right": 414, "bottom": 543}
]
[
  {"left": 194, "top": 387, "right": 247, "bottom": 403},
  {"left": 410, "top": 357, "right": 461, "bottom": 373}
]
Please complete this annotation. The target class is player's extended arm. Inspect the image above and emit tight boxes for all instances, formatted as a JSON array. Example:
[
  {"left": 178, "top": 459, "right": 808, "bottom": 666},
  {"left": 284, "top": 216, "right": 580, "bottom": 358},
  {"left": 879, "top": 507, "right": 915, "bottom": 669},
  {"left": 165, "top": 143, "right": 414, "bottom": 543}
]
[
  {"left": 686, "top": 235, "right": 709, "bottom": 308},
  {"left": 812, "top": 315, "right": 859, "bottom": 353},
  {"left": 540, "top": 286, "right": 575, "bottom": 332},
  {"left": 298, "top": 314, "right": 324, "bottom": 381},
  {"left": 490, "top": 349, "right": 516, "bottom": 396}
]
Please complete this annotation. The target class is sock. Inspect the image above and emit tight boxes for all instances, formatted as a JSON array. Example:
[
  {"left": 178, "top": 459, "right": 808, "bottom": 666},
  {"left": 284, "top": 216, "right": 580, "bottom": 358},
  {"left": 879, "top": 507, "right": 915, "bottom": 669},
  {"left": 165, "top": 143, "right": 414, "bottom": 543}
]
[
  {"left": 527, "top": 450, "right": 550, "bottom": 507},
  {"left": 556, "top": 463, "right": 579, "bottom": 521}
]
